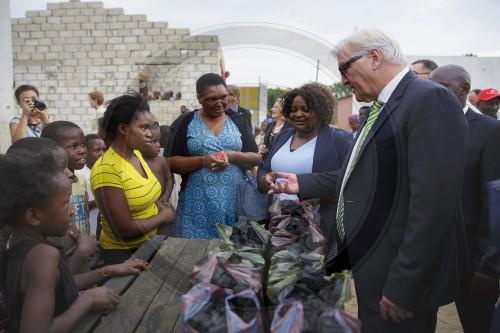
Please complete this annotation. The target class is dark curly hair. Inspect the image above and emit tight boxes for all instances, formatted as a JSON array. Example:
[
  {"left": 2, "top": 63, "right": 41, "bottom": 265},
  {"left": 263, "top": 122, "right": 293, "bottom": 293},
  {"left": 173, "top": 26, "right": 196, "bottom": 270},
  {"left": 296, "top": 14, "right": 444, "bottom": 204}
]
[
  {"left": 100, "top": 90, "right": 150, "bottom": 141},
  {"left": 0, "top": 151, "right": 62, "bottom": 226},
  {"left": 281, "top": 82, "right": 336, "bottom": 125}
]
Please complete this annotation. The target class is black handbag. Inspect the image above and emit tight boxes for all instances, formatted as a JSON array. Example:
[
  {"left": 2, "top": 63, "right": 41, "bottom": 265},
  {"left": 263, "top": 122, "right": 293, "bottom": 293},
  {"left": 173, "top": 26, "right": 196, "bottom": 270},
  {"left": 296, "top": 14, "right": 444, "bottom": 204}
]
[{"left": 236, "top": 171, "right": 269, "bottom": 222}]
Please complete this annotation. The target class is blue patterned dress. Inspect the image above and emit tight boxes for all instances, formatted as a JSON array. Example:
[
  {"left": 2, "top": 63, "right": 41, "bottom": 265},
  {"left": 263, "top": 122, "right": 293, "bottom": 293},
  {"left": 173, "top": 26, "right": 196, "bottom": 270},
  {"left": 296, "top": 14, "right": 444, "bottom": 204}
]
[{"left": 173, "top": 112, "right": 244, "bottom": 239}]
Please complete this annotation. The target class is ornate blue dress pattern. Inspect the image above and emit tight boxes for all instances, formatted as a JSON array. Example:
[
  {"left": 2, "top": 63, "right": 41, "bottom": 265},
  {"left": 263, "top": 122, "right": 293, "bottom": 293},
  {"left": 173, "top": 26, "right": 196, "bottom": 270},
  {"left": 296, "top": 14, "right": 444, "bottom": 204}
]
[{"left": 174, "top": 112, "right": 244, "bottom": 239}]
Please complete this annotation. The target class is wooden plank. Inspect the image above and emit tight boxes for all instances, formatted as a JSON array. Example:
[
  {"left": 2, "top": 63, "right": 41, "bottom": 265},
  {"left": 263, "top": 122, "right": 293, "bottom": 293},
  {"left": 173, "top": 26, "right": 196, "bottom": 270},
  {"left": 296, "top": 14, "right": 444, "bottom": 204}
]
[
  {"left": 107, "top": 235, "right": 167, "bottom": 293},
  {"left": 92, "top": 237, "right": 188, "bottom": 333},
  {"left": 73, "top": 234, "right": 166, "bottom": 333},
  {"left": 134, "top": 238, "right": 214, "bottom": 333}
]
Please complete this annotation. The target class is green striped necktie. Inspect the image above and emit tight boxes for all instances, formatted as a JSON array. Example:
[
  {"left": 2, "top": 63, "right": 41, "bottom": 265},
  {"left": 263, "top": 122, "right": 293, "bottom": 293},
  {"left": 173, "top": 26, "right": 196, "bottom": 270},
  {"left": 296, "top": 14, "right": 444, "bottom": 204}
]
[{"left": 336, "top": 99, "right": 384, "bottom": 241}]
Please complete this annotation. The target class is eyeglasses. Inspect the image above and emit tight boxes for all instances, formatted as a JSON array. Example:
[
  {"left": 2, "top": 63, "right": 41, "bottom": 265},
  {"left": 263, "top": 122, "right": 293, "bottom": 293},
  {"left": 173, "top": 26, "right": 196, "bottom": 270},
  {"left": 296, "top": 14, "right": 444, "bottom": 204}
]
[
  {"left": 202, "top": 95, "right": 228, "bottom": 105},
  {"left": 412, "top": 71, "right": 431, "bottom": 76},
  {"left": 338, "top": 54, "right": 365, "bottom": 78}
]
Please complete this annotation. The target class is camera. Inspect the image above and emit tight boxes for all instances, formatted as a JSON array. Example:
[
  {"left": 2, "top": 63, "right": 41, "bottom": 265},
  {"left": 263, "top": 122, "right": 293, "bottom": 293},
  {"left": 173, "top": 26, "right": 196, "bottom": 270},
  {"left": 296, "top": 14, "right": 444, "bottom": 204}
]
[{"left": 32, "top": 98, "right": 47, "bottom": 111}]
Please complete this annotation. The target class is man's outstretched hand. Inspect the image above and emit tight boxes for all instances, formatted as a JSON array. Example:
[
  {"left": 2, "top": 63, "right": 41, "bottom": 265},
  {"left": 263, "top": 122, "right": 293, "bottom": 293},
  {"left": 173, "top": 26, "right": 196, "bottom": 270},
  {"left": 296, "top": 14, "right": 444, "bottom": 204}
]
[{"left": 380, "top": 295, "right": 414, "bottom": 323}]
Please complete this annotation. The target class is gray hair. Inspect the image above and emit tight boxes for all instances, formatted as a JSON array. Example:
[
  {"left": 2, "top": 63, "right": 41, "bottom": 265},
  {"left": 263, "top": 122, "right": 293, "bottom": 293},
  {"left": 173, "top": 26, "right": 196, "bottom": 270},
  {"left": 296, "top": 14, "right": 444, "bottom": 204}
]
[{"left": 332, "top": 28, "right": 406, "bottom": 66}]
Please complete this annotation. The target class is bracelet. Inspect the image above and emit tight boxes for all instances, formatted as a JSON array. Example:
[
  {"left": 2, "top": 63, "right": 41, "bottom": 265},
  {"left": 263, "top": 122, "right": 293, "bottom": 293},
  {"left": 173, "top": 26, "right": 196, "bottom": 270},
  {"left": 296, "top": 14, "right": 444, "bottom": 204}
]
[{"left": 101, "top": 265, "right": 112, "bottom": 277}]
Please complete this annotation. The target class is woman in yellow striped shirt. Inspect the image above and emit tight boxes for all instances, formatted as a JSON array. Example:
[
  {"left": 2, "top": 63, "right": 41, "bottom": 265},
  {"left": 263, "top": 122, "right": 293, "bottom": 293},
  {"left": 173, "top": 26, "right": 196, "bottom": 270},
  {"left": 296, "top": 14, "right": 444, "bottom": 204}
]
[{"left": 91, "top": 91, "right": 175, "bottom": 264}]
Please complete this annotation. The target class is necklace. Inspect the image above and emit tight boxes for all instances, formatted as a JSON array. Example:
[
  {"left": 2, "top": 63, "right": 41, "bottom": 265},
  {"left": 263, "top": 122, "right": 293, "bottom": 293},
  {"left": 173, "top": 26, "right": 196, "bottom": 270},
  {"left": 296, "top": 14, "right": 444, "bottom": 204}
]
[
  {"left": 28, "top": 122, "right": 42, "bottom": 137},
  {"left": 274, "top": 123, "right": 284, "bottom": 132}
]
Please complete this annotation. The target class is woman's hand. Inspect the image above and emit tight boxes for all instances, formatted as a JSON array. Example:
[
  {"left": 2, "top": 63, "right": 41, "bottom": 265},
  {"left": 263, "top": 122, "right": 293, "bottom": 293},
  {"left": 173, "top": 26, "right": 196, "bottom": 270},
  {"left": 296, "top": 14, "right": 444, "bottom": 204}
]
[
  {"left": 36, "top": 108, "right": 50, "bottom": 124},
  {"left": 204, "top": 151, "right": 229, "bottom": 172},
  {"left": 19, "top": 97, "right": 49, "bottom": 123},
  {"left": 156, "top": 200, "right": 176, "bottom": 225},
  {"left": 19, "top": 97, "right": 36, "bottom": 118},
  {"left": 259, "top": 172, "right": 277, "bottom": 193},
  {"left": 258, "top": 144, "right": 268, "bottom": 156}
]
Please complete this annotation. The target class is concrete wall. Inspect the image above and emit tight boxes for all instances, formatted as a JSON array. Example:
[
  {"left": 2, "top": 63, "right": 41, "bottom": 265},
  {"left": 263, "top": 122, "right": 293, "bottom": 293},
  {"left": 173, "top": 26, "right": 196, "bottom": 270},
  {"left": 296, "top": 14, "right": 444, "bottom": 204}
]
[
  {"left": 10, "top": 0, "right": 223, "bottom": 134},
  {"left": 1, "top": 0, "right": 14, "bottom": 153}
]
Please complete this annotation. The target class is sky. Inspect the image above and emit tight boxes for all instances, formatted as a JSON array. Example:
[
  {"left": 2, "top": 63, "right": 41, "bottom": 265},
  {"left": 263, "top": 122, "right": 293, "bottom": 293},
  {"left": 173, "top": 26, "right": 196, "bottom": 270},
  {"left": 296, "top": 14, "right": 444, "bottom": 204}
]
[{"left": 9, "top": 0, "right": 500, "bottom": 89}]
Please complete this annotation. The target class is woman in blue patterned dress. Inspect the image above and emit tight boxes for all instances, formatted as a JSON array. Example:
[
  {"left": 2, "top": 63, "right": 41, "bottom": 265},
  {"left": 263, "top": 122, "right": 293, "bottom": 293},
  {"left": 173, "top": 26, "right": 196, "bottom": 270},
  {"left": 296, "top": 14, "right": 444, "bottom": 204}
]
[{"left": 166, "top": 73, "right": 259, "bottom": 238}]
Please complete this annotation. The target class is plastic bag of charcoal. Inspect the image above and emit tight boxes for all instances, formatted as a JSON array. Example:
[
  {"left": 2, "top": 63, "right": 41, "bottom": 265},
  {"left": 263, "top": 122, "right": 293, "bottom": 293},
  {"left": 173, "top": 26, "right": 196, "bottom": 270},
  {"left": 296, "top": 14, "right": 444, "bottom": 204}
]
[
  {"left": 190, "top": 254, "right": 262, "bottom": 295},
  {"left": 180, "top": 283, "right": 231, "bottom": 333},
  {"left": 217, "top": 221, "right": 271, "bottom": 256},
  {"left": 266, "top": 245, "right": 352, "bottom": 307},
  {"left": 180, "top": 283, "right": 264, "bottom": 333},
  {"left": 268, "top": 199, "right": 325, "bottom": 254},
  {"left": 270, "top": 298, "right": 361, "bottom": 333}
]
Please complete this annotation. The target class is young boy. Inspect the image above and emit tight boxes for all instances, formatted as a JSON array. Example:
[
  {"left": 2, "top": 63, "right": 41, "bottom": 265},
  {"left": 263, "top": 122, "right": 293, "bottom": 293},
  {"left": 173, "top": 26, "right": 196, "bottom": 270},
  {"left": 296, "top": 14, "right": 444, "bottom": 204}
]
[
  {"left": 42, "top": 121, "right": 91, "bottom": 236},
  {"left": 139, "top": 123, "right": 174, "bottom": 235},
  {"left": 0, "top": 151, "right": 148, "bottom": 332},
  {"left": 6, "top": 137, "right": 98, "bottom": 274},
  {"left": 76, "top": 134, "right": 106, "bottom": 237}
]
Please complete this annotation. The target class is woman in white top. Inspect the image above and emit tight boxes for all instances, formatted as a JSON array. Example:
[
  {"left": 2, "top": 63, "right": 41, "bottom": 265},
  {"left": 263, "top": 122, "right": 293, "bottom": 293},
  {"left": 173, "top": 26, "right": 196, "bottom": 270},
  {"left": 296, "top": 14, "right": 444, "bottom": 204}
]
[
  {"left": 257, "top": 82, "right": 353, "bottom": 236},
  {"left": 10, "top": 85, "right": 50, "bottom": 143},
  {"left": 258, "top": 98, "right": 293, "bottom": 160}
]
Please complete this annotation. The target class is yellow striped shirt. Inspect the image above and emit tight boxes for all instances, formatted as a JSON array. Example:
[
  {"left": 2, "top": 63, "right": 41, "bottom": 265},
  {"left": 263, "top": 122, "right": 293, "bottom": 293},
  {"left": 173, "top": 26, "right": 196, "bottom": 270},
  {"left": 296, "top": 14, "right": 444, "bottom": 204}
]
[{"left": 90, "top": 147, "right": 161, "bottom": 250}]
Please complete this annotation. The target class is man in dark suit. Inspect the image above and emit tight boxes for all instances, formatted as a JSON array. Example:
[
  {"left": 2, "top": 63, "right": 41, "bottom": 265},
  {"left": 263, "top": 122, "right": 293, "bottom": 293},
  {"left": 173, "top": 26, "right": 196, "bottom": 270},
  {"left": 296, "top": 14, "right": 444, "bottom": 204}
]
[
  {"left": 329, "top": 28, "right": 468, "bottom": 333},
  {"left": 271, "top": 28, "right": 468, "bottom": 332},
  {"left": 226, "top": 84, "right": 253, "bottom": 135},
  {"left": 429, "top": 64, "right": 500, "bottom": 333}
]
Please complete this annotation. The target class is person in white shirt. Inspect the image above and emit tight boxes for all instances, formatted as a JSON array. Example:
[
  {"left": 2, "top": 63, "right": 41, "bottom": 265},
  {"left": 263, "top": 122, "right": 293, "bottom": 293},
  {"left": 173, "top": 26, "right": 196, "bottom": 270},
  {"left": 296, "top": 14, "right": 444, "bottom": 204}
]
[
  {"left": 75, "top": 134, "right": 106, "bottom": 236},
  {"left": 88, "top": 90, "right": 106, "bottom": 132}
]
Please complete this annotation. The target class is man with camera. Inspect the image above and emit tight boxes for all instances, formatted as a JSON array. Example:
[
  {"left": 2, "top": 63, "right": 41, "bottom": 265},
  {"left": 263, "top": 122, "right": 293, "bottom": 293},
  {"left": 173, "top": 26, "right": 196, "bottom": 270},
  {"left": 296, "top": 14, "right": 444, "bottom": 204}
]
[{"left": 10, "top": 85, "right": 50, "bottom": 143}]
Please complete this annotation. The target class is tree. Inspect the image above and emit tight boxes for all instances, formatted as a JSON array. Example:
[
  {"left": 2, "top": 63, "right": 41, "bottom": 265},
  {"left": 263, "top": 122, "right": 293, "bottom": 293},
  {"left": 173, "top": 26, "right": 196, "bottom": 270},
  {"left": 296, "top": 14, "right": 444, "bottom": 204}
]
[
  {"left": 330, "top": 82, "right": 352, "bottom": 99},
  {"left": 267, "top": 87, "right": 288, "bottom": 111}
]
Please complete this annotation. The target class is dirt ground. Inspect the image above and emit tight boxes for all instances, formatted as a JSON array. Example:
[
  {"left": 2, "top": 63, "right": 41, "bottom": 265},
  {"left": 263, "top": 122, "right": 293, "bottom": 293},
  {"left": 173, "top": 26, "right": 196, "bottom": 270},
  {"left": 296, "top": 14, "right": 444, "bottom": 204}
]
[{"left": 343, "top": 280, "right": 464, "bottom": 332}]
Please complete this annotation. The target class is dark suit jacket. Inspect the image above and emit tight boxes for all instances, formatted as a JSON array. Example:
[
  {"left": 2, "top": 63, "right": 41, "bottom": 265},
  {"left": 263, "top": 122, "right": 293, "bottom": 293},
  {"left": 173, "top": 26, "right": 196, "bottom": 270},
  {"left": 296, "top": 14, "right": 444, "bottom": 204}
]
[
  {"left": 228, "top": 105, "right": 252, "bottom": 136},
  {"left": 462, "top": 108, "right": 500, "bottom": 276},
  {"left": 257, "top": 124, "right": 353, "bottom": 236},
  {"left": 319, "top": 71, "right": 468, "bottom": 312}
]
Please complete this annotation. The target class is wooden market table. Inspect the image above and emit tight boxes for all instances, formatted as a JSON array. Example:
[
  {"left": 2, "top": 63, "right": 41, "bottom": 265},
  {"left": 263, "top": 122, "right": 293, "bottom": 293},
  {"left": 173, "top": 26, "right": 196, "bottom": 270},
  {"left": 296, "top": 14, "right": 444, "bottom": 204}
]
[{"left": 74, "top": 235, "right": 221, "bottom": 333}]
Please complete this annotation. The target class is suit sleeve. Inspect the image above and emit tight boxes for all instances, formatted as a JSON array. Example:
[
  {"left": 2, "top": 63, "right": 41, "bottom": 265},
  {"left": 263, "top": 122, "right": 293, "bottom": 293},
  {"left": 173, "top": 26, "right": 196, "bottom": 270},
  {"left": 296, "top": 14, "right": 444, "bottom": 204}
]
[
  {"left": 476, "top": 121, "right": 500, "bottom": 275},
  {"left": 382, "top": 87, "right": 468, "bottom": 310},
  {"left": 297, "top": 129, "right": 353, "bottom": 199}
]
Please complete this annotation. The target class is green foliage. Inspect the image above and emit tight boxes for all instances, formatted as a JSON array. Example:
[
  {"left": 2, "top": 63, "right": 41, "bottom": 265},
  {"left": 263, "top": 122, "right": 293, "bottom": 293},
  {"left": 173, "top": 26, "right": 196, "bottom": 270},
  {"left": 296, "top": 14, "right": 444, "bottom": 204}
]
[
  {"left": 330, "top": 82, "right": 352, "bottom": 99},
  {"left": 463, "top": 53, "right": 477, "bottom": 57},
  {"left": 267, "top": 87, "right": 288, "bottom": 112}
]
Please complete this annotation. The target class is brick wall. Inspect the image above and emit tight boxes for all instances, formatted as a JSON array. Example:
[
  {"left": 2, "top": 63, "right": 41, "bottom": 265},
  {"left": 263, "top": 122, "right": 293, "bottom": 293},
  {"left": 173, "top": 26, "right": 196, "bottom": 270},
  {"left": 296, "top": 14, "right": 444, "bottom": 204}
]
[{"left": 11, "top": 0, "right": 223, "bottom": 132}]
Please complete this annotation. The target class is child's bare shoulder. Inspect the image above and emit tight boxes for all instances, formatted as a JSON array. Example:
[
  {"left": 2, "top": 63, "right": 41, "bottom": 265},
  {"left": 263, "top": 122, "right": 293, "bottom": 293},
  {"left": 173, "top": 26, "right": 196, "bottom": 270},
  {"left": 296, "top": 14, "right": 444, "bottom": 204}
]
[
  {"left": 22, "top": 242, "right": 61, "bottom": 278},
  {"left": 153, "top": 156, "right": 169, "bottom": 169},
  {"left": 25, "top": 242, "right": 61, "bottom": 262}
]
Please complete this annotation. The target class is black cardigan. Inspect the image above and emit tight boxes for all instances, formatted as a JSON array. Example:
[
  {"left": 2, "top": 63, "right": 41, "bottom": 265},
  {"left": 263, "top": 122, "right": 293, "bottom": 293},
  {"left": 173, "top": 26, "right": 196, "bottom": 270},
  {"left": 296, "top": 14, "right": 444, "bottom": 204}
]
[{"left": 165, "top": 110, "right": 258, "bottom": 191}]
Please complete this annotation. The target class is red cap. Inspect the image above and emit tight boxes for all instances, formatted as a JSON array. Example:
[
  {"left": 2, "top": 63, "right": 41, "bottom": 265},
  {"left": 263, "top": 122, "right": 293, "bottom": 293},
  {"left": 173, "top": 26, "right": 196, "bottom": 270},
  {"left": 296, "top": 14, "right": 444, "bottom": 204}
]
[{"left": 477, "top": 88, "right": 500, "bottom": 102}]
